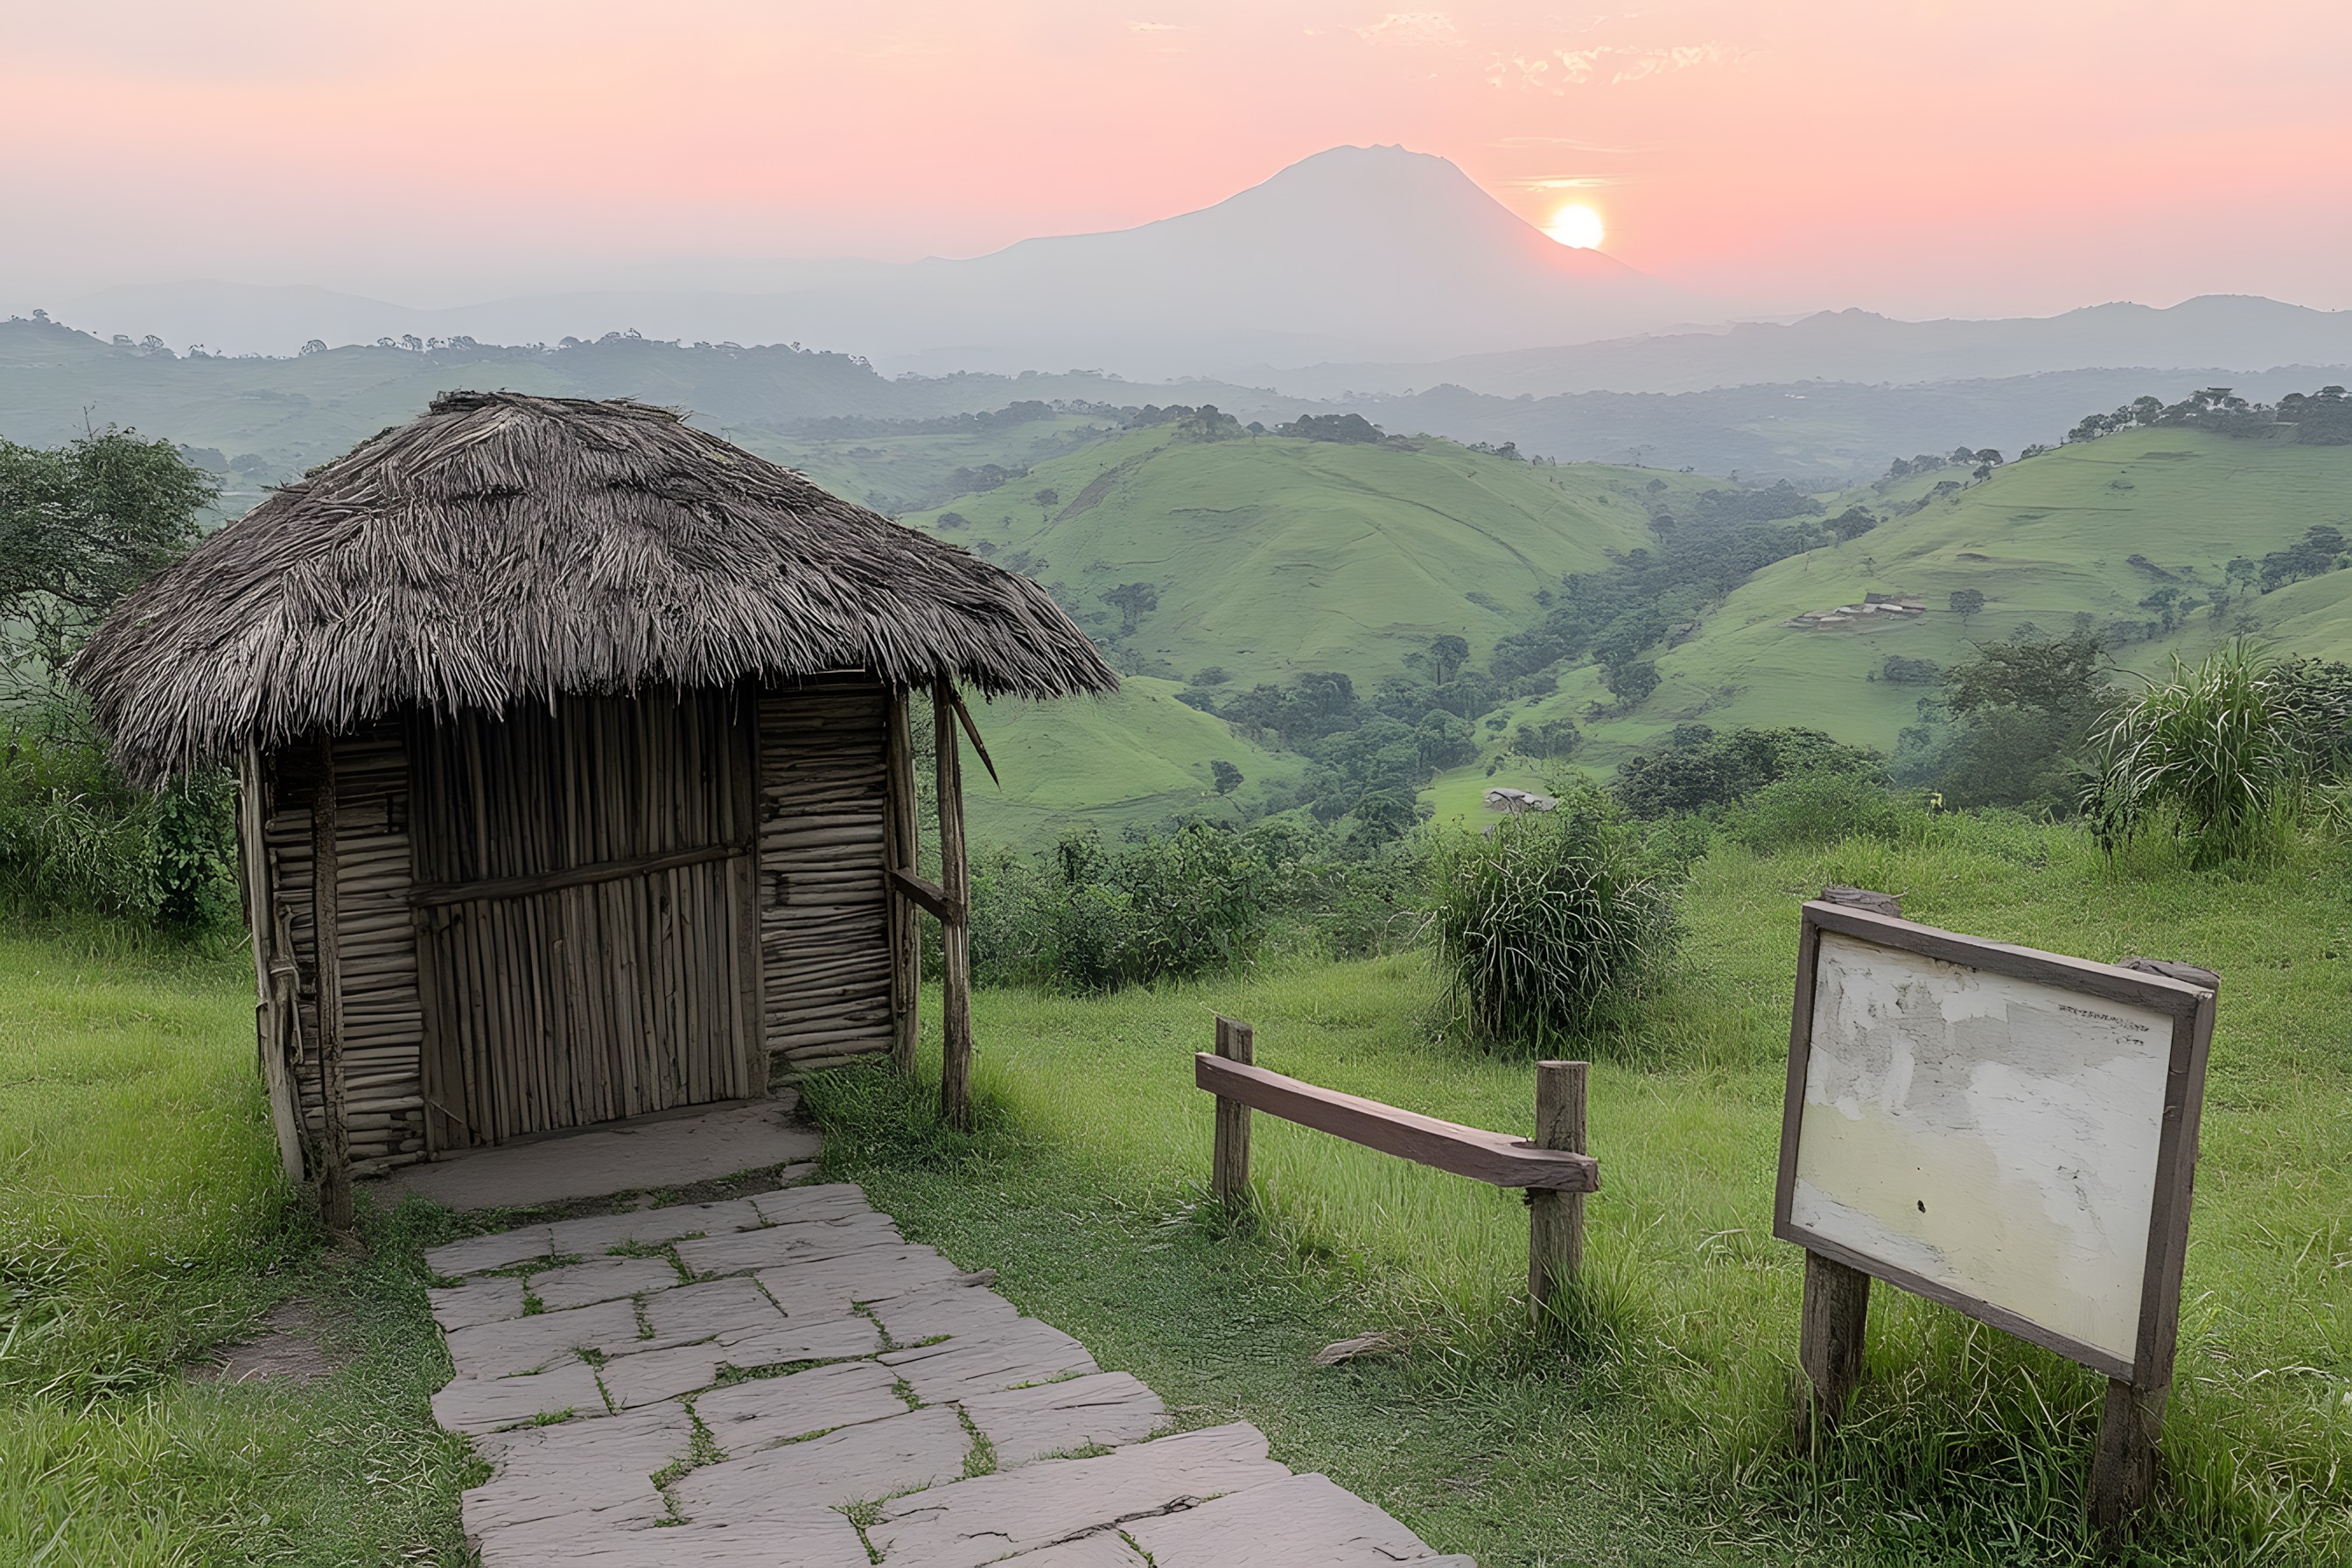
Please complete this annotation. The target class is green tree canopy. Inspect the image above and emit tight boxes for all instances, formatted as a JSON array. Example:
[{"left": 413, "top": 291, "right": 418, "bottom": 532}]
[{"left": 1, "top": 429, "right": 214, "bottom": 677}]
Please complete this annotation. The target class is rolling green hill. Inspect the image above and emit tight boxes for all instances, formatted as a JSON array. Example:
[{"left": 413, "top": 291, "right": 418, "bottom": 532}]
[
  {"left": 1507, "top": 428, "right": 2352, "bottom": 768},
  {"left": 960, "top": 677, "right": 1304, "bottom": 846},
  {"left": 906, "top": 426, "right": 1717, "bottom": 688}
]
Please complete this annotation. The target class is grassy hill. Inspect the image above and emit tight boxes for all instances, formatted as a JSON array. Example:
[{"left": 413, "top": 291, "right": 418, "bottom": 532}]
[
  {"left": 961, "top": 677, "right": 1305, "bottom": 847},
  {"left": 1506, "top": 428, "right": 2352, "bottom": 768},
  {"left": 905, "top": 426, "right": 1717, "bottom": 688}
]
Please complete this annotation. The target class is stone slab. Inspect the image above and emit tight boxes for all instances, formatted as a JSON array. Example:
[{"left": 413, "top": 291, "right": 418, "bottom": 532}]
[
  {"left": 870, "top": 1276, "right": 1023, "bottom": 1345},
  {"left": 432, "top": 1361, "right": 608, "bottom": 1433},
  {"left": 372, "top": 1100, "right": 821, "bottom": 1212},
  {"left": 674, "top": 1213, "right": 904, "bottom": 1277},
  {"left": 754, "top": 1244, "right": 963, "bottom": 1319},
  {"left": 426, "top": 1227, "right": 558, "bottom": 1279},
  {"left": 528, "top": 1256, "right": 682, "bottom": 1312},
  {"left": 462, "top": 1404, "right": 691, "bottom": 1536},
  {"left": 482, "top": 1508, "right": 871, "bottom": 1568},
  {"left": 964, "top": 1372, "right": 1167, "bottom": 1466},
  {"left": 865, "top": 1424, "right": 1289, "bottom": 1568},
  {"left": 598, "top": 1313, "right": 881, "bottom": 1410},
  {"left": 543, "top": 1197, "right": 767, "bottom": 1256},
  {"left": 672, "top": 1405, "right": 970, "bottom": 1521},
  {"left": 430, "top": 1275, "right": 529, "bottom": 1332},
  {"left": 640, "top": 1277, "right": 782, "bottom": 1343},
  {"left": 694, "top": 1360, "right": 910, "bottom": 1455},
  {"left": 444, "top": 1298, "right": 640, "bottom": 1381},
  {"left": 879, "top": 1316, "right": 1098, "bottom": 1404},
  {"left": 747, "top": 1183, "right": 878, "bottom": 1226},
  {"left": 1001, "top": 1536, "right": 1153, "bottom": 1566},
  {"left": 1124, "top": 1471, "right": 1474, "bottom": 1566}
]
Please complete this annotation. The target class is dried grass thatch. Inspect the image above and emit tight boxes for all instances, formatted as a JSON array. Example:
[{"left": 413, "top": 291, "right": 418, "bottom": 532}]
[{"left": 75, "top": 392, "right": 1117, "bottom": 784}]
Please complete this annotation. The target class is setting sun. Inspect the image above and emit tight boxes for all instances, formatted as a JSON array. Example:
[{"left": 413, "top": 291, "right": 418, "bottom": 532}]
[{"left": 1545, "top": 203, "right": 1606, "bottom": 249}]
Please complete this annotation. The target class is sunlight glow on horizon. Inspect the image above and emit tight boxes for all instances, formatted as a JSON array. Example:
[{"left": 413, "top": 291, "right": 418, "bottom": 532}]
[{"left": 1545, "top": 205, "right": 1606, "bottom": 250}]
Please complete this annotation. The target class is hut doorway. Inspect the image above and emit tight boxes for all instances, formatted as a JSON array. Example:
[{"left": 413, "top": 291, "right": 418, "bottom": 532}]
[{"left": 407, "top": 688, "right": 764, "bottom": 1150}]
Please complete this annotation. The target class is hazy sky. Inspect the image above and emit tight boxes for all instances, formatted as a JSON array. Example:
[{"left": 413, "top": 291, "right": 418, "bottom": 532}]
[{"left": 7, "top": 1, "right": 2349, "bottom": 318}]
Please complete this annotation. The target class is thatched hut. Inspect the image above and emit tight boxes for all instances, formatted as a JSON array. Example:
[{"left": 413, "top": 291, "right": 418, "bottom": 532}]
[{"left": 75, "top": 391, "right": 1115, "bottom": 1222}]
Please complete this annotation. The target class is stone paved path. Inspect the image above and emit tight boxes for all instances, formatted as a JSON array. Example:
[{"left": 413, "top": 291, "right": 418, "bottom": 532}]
[{"left": 427, "top": 1181, "right": 1474, "bottom": 1566}]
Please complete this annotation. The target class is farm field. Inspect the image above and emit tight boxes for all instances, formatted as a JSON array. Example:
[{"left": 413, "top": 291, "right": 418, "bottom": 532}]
[{"left": 10, "top": 821, "right": 2348, "bottom": 1564}]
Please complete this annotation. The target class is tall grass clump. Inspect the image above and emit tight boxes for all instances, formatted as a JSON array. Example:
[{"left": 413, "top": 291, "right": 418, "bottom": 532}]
[
  {"left": 2082, "top": 640, "right": 2331, "bottom": 867},
  {"left": 1429, "top": 791, "right": 1681, "bottom": 1047}
]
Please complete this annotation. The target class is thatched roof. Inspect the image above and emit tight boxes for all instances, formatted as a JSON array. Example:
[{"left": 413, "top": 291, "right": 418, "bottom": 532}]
[{"left": 75, "top": 392, "right": 1117, "bottom": 784}]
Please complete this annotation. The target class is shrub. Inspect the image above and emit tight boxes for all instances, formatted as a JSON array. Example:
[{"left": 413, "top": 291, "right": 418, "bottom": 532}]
[
  {"left": 1721, "top": 774, "right": 1913, "bottom": 853},
  {"left": 970, "top": 822, "right": 1271, "bottom": 992},
  {"left": 2081, "top": 640, "right": 2308, "bottom": 866},
  {"left": 1429, "top": 794, "right": 1681, "bottom": 1047},
  {"left": 0, "top": 702, "right": 239, "bottom": 928},
  {"left": 1615, "top": 725, "right": 1884, "bottom": 818}
]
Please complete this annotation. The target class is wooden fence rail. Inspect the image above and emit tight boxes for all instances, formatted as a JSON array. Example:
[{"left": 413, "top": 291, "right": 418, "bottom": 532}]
[{"left": 1196, "top": 1017, "right": 1599, "bottom": 1325}]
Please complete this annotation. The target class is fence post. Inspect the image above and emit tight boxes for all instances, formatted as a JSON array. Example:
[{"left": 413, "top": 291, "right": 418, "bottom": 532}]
[
  {"left": 1211, "top": 1017, "right": 1254, "bottom": 1212},
  {"left": 1528, "top": 1060, "right": 1587, "bottom": 1327}
]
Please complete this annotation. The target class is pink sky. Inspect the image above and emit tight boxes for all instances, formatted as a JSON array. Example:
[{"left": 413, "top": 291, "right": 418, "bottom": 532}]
[{"left": 7, "top": 1, "right": 2350, "bottom": 317}]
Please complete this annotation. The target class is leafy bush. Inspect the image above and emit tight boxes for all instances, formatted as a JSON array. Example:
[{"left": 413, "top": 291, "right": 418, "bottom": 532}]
[
  {"left": 1720, "top": 773, "right": 1914, "bottom": 853},
  {"left": 0, "top": 703, "right": 239, "bottom": 929},
  {"left": 2082, "top": 640, "right": 2316, "bottom": 866},
  {"left": 1614, "top": 724, "right": 1884, "bottom": 818},
  {"left": 970, "top": 822, "right": 1273, "bottom": 992},
  {"left": 1429, "top": 794, "right": 1681, "bottom": 1046}
]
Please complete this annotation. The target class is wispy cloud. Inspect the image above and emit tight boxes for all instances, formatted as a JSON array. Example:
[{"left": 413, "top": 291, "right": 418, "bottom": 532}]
[
  {"left": 1488, "top": 39, "right": 1744, "bottom": 93},
  {"left": 1353, "top": 11, "right": 1461, "bottom": 48},
  {"left": 1126, "top": 20, "right": 1181, "bottom": 32}
]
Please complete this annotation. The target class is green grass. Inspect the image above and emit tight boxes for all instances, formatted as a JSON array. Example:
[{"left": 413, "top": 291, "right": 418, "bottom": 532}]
[
  {"left": 960, "top": 676, "right": 1305, "bottom": 846},
  {"left": 0, "top": 926, "right": 478, "bottom": 1566},
  {"left": 811, "top": 819, "right": 2352, "bottom": 1566}
]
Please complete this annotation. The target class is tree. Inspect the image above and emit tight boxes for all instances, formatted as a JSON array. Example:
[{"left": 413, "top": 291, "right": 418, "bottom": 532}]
[
  {"left": 1209, "top": 760, "right": 1242, "bottom": 795},
  {"left": 0, "top": 429, "right": 214, "bottom": 676},
  {"left": 1601, "top": 660, "right": 1660, "bottom": 709},
  {"left": 1034, "top": 488, "right": 1059, "bottom": 508},
  {"left": 1827, "top": 506, "right": 1878, "bottom": 542},
  {"left": 1100, "top": 581, "right": 1159, "bottom": 634},
  {"left": 1428, "top": 634, "right": 1470, "bottom": 683},
  {"left": 1949, "top": 588, "right": 1985, "bottom": 626}
]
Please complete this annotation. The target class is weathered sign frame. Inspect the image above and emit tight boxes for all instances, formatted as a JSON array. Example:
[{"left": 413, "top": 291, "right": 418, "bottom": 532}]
[{"left": 1774, "top": 899, "right": 2218, "bottom": 1391}]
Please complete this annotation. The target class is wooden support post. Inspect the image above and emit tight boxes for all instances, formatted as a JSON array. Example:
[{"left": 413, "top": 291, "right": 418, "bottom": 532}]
[
  {"left": 1210, "top": 1017, "right": 1255, "bottom": 1212},
  {"left": 732, "top": 683, "right": 767, "bottom": 1097},
  {"left": 1796, "top": 1251, "right": 1872, "bottom": 1446},
  {"left": 934, "top": 681, "right": 974, "bottom": 1129},
  {"left": 2088, "top": 1377, "right": 2167, "bottom": 1533},
  {"left": 1527, "top": 1060, "right": 1587, "bottom": 1327},
  {"left": 885, "top": 688, "right": 920, "bottom": 1074},
  {"left": 240, "top": 744, "right": 304, "bottom": 1185},
  {"left": 312, "top": 734, "right": 354, "bottom": 1232}
]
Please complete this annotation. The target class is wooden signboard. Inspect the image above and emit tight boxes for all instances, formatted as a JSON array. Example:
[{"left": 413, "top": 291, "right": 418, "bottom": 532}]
[{"left": 1774, "top": 894, "right": 2217, "bottom": 1528}]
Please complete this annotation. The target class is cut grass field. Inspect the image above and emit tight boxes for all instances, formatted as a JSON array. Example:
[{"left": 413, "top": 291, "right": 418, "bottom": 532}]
[
  {"left": 8, "top": 822, "right": 2348, "bottom": 1564},
  {"left": 812, "top": 822, "right": 2352, "bottom": 1566}
]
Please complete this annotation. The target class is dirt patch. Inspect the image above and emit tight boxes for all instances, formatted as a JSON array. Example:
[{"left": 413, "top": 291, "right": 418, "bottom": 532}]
[{"left": 191, "top": 1301, "right": 346, "bottom": 1385}]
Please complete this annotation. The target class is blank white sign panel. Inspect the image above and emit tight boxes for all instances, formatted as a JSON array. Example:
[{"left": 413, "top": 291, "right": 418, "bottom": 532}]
[{"left": 1791, "top": 932, "right": 2174, "bottom": 1364}]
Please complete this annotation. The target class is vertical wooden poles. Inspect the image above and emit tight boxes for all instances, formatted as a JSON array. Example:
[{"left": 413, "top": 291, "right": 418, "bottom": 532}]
[
  {"left": 312, "top": 734, "right": 354, "bottom": 1231},
  {"left": 240, "top": 744, "right": 304, "bottom": 1185},
  {"left": 1796, "top": 1253, "right": 1872, "bottom": 1446},
  {"left": 934, "top": 681, "right": 975, "bottom": 1129},
  {"left": 2089, "top": 1379, "right": 2167, "bottom": 1530},
  {"left": 1210, "top": 1016, "right": 1255, "bottom": 1211},
  {"left": 1528, "top": 1060, "right": 1588, "bottom": 1326},
  {"left": 885, "top": 689, "right": 921, "bottom": 1075}
]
